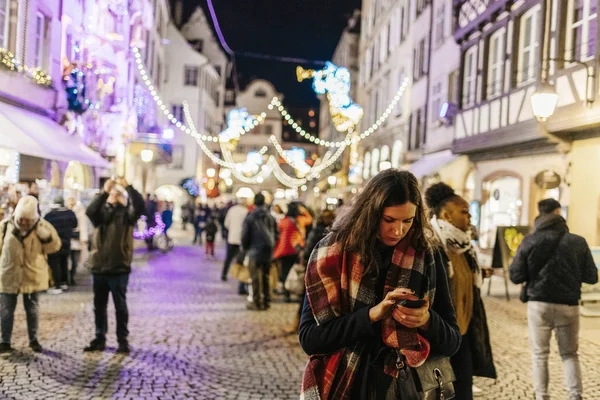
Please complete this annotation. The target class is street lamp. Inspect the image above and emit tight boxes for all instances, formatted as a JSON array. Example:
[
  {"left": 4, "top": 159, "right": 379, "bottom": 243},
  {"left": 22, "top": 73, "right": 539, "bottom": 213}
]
[
  {"left": 141, "top": 149, "right": 153, "bottom": 163},
  {"left": 327, "top": 176, "right": 337, "bottom": 186},
  {"left": 206, "top": 168, "right": 216, "bottom": 178},
  {"left": 531, "top": 58, "right": 595, "bottom": 121},
  {"left": 531, "top": 82, "right": 559, "bottom": 122}
]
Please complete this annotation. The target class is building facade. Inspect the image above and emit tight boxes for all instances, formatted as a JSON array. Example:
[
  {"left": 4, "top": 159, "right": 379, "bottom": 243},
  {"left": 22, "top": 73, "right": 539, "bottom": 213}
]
[
  {"left": 0, "top": 0, "right": 115, "bottom": 213},
  {"left": 451, "top": 0, "right": 600, "bottom": 247}
]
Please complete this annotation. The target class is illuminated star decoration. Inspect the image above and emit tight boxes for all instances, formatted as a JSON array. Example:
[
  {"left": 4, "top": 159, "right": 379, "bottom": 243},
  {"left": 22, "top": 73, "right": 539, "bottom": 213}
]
[
  {"left": 297, "top": 62, "right": 363, "bottom": 132},
  {"left": 219, "top": 108, "right": 255, "bottom": 143}
]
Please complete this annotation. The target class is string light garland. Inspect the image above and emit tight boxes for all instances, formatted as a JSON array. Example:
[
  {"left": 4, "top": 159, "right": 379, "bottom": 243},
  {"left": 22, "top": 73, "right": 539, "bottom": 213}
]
[
  {"left": 134, "top": 214, "right": 166, "bottom": 240},
  {"left": 132, "top": 46, "right": 410, "bottom": 187},
  {"left": 0, "top": 47, "right": 52, "bottom": 86}
]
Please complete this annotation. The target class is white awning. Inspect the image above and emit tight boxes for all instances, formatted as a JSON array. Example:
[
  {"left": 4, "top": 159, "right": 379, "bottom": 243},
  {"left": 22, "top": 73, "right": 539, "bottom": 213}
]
[
  {"left": 408, "top": 150, "right": 458, "bottom": 179},
  {"left": 0, "top": 101, "right": 111, "bottom": 168}
]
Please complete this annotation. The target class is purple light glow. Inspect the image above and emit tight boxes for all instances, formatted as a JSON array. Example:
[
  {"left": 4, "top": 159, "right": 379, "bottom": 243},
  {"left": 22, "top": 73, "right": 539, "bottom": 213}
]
[{"left": 134, "top": 214, "right": 166, "bottom": 240}]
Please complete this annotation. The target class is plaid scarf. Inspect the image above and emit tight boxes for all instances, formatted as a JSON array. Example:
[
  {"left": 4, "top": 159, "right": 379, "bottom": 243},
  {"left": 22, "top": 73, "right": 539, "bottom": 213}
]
[{"left": 301, "top": 232, "right": 436, "bottom": 400}]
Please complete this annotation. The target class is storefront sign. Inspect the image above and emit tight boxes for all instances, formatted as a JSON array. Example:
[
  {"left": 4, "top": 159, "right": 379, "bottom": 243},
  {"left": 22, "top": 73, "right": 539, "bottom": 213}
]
[
  {"left": 491, "top": 226, "right": 531, "bottom": 269},
  {"left": 534, "top": 170, "right": 561, "bottom": 189}
]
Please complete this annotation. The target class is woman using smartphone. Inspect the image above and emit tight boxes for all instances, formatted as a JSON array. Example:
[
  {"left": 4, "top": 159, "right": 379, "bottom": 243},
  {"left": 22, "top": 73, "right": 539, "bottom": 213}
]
[
  {"left": 425, "top": 182, "right": 497, "bottom": 399},
  {"left": 299, "top": 169, "right": 461, "bottom": 399}
]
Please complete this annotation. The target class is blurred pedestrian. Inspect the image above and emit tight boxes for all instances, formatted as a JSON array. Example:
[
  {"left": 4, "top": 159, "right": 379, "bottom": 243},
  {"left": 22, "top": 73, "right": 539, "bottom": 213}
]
[
  {"left": 285, "top": 209, "right": 335, "bottom": 334},
  {"left": 271, "top": 204, "right": 285, "bottom": 223},
  {"left": 241, "top": 194, "right": 279, "bottom": 310},
  {"left": 181, "top": 200, "right": 194, "bottom": 231},
  {"left": 273, "top": 202, "right": 310, "bottom": 302},
  {"left": 510, "top": 198, "right": 598, "bottom": 400},
  {"left": 67, "top": 197, "right": 90, "bottom": 286},
  {"left": 161, "top": 202, "right": 173, "bottom": 239},
  {"left": 222, "top": 199, "right": 249, "bottom": 295},
  {"left": 84, "top": 177, "right": 144, "bottom": 354},
  {"left": 425, "top": 182, "right": 497, "bottom": 399},
  {"left": 205, "top": 217, "right": 218, "bottom": 258},
  {"left": 193, "top": 203, "right": 210, "bottom": 245},
  {"left": 0, "top": 196, "right": 61, "bottom": 353},
  {"left": 44, "top": 196, "right": 78, "bottom": 294},
  {"left": 299, "top": 169, "right": 460, "bottom": 398}
]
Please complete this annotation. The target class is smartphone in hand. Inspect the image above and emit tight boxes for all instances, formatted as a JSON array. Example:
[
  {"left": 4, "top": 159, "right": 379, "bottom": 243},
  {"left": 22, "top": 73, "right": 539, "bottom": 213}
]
[{"left": 397, "top": 299, "right": 426, "bottom": 309}]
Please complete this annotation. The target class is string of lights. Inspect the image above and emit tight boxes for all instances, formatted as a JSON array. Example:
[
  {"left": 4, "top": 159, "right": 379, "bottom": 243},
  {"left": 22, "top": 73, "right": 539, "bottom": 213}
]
[{"left": 269, "top": 76, "right": 409, "bottom": 148}]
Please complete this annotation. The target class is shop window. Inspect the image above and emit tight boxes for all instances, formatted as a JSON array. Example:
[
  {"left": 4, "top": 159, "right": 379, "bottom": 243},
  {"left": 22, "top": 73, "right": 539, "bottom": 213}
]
[
  {"left": 380, "top": 145, "right": 390, "bottom": 170},
  {"left": 480, "top": 175, "right": 522, "bottom": 249}
]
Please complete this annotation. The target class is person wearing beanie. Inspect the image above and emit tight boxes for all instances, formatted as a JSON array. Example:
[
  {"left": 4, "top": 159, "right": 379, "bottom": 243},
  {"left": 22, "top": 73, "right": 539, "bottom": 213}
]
[
  {"left": 510, "top": 199, "right": 598, "bottom": 400},
  {"left": 0, "top": 195, "right": 61, "bottom": 353},
  {"left": 44, "top": 196, "right": 78, "bottom": 294},
  {"left": 84, "top": 177, "right": 144, "bottom": 354},
  {"left": 424, "top": 182, "right": 496, "bottom": 399}
]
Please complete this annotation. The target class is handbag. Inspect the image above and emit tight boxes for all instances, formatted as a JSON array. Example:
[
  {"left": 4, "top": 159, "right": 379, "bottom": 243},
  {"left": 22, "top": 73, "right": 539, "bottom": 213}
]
[
  {"left": 284, "top": 263, "right": 306, "bottom": 296},
  {"left": 413, "top": 356, "right": 456, "bottom": 400},
  {"left": 229, "top": 257, "right": 250, "bottom": 283}
]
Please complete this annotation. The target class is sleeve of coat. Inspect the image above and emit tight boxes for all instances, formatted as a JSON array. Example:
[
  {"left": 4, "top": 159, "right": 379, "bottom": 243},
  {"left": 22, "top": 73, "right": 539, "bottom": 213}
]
[
  {"left": 509, "top": 238, "right": 531, "bottom": 284},
  {"left": 0, "top": 220, "right": 7, "bottom": 257},
  {"left": 40, "top": 221, "right": 62, "bottom": 255},
  {"left": 580, "top": 240, "right": 599, "bottom": 285},
  {"left": 86, "top": 192, "right": 109, "bottom": 227},
  {"left": 126, "top": 185, "right": 146, "bottom": 225}
]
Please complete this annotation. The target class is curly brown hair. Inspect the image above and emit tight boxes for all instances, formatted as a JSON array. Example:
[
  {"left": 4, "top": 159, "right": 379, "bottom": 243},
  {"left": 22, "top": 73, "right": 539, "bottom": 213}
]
[{"left": 330, "top": 169, "right": 432, "bottom": 276}]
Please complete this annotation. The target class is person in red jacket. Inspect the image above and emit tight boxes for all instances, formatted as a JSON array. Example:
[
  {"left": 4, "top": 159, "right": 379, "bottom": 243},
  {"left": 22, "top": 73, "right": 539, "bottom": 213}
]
[{"left": 273, "top": 203, "right": 312, "bottom": 302}]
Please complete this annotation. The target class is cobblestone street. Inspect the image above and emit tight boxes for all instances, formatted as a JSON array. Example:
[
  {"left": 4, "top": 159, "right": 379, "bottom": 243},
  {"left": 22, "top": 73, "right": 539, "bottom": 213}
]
[{"left": 0, "top": 232, "right": 599, "bottom": 399}]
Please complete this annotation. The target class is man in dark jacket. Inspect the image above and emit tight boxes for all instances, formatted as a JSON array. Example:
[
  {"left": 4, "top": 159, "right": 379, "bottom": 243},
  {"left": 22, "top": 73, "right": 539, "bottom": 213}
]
[
  {"left": 44, "top": 197, "right": 78, "bottom": 293},
  {"left": 241, "top": 193, "right": 279, "bottom": 311},
  {"left": 510, "top": 198, "right": 598, "bottom": 400},
  {"left": 84, "top": 177, "right": 145, "bottom": 354}
]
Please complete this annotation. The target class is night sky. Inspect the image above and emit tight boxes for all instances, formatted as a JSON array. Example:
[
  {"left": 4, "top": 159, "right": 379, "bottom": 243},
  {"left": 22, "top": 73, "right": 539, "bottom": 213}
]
[{"left": 176, "top": 0, "right": 362, "bottom": 107}]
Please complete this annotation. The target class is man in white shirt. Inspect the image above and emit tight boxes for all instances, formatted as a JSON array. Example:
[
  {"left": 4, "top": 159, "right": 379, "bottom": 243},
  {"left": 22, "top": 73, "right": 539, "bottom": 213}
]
[{"left": 221, "top": 199, "right": 248, "bottom": 285}]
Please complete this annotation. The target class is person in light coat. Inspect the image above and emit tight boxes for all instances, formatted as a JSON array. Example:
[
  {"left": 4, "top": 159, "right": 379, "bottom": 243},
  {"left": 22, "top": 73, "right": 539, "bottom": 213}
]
[
  {"left": 0, "top": 196, "right": 61, "bottom": 353},
  {"left": 67, "top": 197, "right": 91, "bottom": 286}
]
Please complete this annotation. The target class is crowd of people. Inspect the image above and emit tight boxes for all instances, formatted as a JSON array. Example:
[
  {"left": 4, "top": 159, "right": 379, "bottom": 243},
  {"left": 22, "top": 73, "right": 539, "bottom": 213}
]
[{"left": 0, "top": 168, "right": 597, "bottom": 399}]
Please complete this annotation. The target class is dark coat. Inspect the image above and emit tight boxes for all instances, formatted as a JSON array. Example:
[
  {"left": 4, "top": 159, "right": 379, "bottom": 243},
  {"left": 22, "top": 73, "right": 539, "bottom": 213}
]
[
  {"left": 241, "top": 206, "right": 279, "bottom": 264},
  {"left": 509, "top": 214, "right": 598, "bottom": 306},
  {"left": 44, "top": 208, "right": 78, "bottom": 255},
  {"left": 86, "top": 186, "right": 145, "bottom": 275}
]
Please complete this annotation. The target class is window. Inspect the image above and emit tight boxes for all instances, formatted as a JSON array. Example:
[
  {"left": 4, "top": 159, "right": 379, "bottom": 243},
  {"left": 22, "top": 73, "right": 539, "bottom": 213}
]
[
  {"left": 148, "top": 38, "right": 154, "bottom": 77},
  {"left": 517, "top": 5, "right": 541, "bottom": 85},
  {"left": 255, "top": 88, "right": 267, "bottom": 97},
  {"left": 214, "top": 65, "right": 222, "bottom": 76},
  {"left": 171, "top": 105, "right": 184, "bottom": 124},
  {"left": 184, "top": 66, "right": 199, "bottom": 86},
  {"left": 380, "top": 24, "right": 389, "bottom": 62},
  {"left": 156, "top": 59, "right": 162, "bottom": 88},
  {"left": 462, "top": 46, "right": 478, "bottom": 107},
  {"left": 366, "top": 47, "right": 373, "bottom": 78},
  {"left": 374, "top": 38, "right": 380, "bottom": 69},
  {"left": 435, "top": 3, "right": 446, "bottom": 46},
  {"left": 399, "top": 4, "right": 406, "bottom": 43},
  {"left": 363, "top": 152, "right": 371, "bottom": 180},
  {"left": 413, "top": 39, "right": 427, "bottom": 80},
  {"left": 0, "top": 0, "right": 9, "bottom": 48},
  {"left": 567, "top": 0, "right": 598, "bottom": 60},
  {"left": 263, "top": 124, "right": 274, "bottom": 135},
  {"left": 33, "top": 13, "right": 47, "bottom": 68},
  {"left": 191, "top": 39, "right": 204, "bottom": 53},
  {"left": 487, "top": 28, "right": 505, "bottom": 98},
  {"left": 391, "top": 140, "right": 403, "bottom": 168},
  {"left": 371, "top": 148, "right": 380, "bottom": 176},
  {"left": 431, "top": 82, "right": 443, "bottom": 122},
  {"left": 416, "top": 0, "right": 431, "bottom": 17}
]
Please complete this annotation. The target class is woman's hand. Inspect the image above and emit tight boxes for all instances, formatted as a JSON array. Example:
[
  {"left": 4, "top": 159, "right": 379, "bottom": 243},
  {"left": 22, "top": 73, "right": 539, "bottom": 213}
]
[
  {"left": 369, "top": 288, "right": 415, "bottom": 323},
  {"left": 392, "top": 298, "right": 431, "bottom": 330}
]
